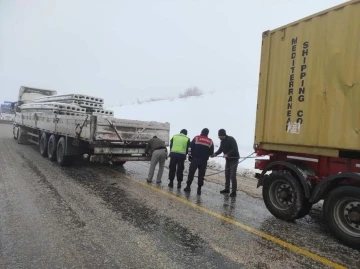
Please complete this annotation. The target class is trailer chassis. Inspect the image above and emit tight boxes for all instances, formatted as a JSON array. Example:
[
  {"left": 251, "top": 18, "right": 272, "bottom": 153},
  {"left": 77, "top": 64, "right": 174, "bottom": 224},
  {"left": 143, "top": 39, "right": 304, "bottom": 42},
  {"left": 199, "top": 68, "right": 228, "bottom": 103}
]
[{"left": 255, "top": 149, "right": 360, "bottom": 249}]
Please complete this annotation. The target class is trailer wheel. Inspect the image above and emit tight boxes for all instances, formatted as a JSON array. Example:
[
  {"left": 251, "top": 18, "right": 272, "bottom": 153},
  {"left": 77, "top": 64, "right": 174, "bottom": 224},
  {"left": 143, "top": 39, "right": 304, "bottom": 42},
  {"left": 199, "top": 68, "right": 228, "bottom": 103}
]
[
  {"left": 47, "top": 134, "right": 57, "bottom": 162},
  {"left": 56, "top": 137, "right": 71, "bottom": 167},
  {"left": 39, "top": 133, "right": 48, "bottom": 157},
  {"left": 295, "top": 199, "right": 313, "bottom": 219},
  {"left": 323, "top": 186, "right": 360, "bottom": 249},
  {"left": 263, "top": 170, "right": 305, "bottom": 221}
]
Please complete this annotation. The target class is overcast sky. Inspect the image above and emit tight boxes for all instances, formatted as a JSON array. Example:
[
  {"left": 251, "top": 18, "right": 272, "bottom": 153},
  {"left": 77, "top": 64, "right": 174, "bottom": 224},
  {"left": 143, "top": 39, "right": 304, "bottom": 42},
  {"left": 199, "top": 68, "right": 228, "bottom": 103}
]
[{"left": 0, "top": 0, "right": 346, "bottom": 106}]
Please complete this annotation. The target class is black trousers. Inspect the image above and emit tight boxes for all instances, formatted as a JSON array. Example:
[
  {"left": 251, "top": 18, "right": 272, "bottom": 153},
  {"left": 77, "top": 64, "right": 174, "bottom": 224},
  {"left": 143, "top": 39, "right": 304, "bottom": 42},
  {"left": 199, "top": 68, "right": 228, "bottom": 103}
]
[
  {"left": 168, "top": 153, "right": 186, "bottom": 182},
  {"left": 186, "top": 159, "right": 207, "bottom": 188},
  {"left": 225, "top": 159, "right": 238, "bottom": 192}
]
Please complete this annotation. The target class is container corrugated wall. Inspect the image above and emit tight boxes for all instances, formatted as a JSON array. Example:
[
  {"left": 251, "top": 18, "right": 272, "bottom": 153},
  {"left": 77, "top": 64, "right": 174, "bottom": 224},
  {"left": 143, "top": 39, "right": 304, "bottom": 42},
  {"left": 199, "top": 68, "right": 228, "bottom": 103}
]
[{"left": 254, "top": 0, "right": 360, "bottom": 157}]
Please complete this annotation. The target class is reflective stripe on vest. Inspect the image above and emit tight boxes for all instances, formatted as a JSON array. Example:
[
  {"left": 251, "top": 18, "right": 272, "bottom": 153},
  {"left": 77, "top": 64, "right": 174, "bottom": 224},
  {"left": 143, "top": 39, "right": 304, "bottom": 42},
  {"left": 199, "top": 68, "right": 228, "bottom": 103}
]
[{"left": 171, "top": 134, "right": 188, "bottom": 154}]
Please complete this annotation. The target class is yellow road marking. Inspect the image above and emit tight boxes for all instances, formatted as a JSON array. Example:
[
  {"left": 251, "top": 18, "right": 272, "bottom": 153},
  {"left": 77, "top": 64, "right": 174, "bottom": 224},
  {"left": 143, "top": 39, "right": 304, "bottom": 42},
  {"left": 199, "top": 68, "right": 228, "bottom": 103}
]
[{"left": 108, "top": 168, "right": 347, "bottom": 269}]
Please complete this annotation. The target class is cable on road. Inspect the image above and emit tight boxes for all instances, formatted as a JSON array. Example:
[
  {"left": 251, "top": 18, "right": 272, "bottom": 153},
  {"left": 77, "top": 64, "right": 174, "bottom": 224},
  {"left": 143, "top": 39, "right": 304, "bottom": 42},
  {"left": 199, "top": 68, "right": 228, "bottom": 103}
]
[
  {"left": 143, "top": 152, "right": 257, "bottom": 178},
  {"left": 189, "top": 152, "right": 257, "bottom": 178}
]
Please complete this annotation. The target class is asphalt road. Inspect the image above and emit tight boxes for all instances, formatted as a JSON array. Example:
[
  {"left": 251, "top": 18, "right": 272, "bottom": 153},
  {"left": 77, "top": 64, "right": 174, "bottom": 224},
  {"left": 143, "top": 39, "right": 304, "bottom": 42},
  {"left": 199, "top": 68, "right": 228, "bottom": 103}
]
[{"left": 0, "top": 123, "right": 359, "bottom": 269}]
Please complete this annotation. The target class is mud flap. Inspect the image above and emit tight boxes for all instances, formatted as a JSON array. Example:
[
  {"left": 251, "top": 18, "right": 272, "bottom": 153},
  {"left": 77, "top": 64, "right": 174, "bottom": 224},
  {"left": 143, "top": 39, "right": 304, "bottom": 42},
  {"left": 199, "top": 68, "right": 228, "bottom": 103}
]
[{"left": 256, "top": 173, "right": 264, "bottom": 188}]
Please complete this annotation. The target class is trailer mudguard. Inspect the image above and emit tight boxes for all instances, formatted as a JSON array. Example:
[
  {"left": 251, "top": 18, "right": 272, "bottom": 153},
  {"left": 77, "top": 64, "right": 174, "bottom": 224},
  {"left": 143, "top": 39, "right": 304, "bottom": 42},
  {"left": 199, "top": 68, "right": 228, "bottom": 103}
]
[
  {"left": 257, "top": 161, "right": 313, "bottom": 199},
  {"left": 310, "top": 172, "right": 360, "bottom": 204}
]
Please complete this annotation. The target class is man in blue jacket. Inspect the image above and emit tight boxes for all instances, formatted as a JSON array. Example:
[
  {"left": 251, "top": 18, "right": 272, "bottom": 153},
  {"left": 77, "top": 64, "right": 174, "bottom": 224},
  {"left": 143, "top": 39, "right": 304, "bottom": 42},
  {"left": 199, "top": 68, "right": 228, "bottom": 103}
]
[
  {"left": 212, "top": 129, "right": 240, "bottom": 197},
  {"left": 184, "top": 128, "right": 214, "bottom": 195}
]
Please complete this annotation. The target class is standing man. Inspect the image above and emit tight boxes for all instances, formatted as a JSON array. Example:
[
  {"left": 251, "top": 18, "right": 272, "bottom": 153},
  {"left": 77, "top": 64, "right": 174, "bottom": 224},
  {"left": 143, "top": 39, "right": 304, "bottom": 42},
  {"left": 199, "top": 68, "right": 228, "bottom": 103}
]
[
  {"left": 184, "top": 128, "right": 214, "bottom": 195},
  {"left": 212, "top": 129, "right": 240, "bottom": 197},
  {"left": 145, "top": 135, "right": 168, "bottom": 183},
  {"left": 168, "top": 129, "right": 191, "bottom": 189}
]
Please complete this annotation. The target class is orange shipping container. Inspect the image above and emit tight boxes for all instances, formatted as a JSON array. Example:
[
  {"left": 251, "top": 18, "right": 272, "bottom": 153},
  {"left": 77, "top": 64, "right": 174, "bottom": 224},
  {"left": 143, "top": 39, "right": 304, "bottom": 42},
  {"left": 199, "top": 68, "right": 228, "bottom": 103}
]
[{"left": 254, "top": 0, "right": 360, "bottom": 157}]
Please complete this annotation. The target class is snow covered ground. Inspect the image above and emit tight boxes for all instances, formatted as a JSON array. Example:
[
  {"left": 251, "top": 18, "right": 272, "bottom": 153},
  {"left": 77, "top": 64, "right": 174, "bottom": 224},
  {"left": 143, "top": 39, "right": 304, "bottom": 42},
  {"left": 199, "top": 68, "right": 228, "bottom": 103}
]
[{"left": 110, "top": 89, "right": 260, "bottom": 172}]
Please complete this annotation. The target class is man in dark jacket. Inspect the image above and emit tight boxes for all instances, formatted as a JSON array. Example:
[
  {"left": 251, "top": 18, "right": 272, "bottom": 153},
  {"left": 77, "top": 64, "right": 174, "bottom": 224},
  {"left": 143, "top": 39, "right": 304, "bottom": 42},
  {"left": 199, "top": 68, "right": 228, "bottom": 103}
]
[
  {"left": 184, "top": 128, "right": 214, "bottom": 195},
  {"left": 168, "top": 129, "right": 191, "bottom": 189},
  {"left": 145, "top": 136, "right": 168, "bottom": 183},
  {"left": 212, "top": 129, "right": 240, "bottom": 197}
]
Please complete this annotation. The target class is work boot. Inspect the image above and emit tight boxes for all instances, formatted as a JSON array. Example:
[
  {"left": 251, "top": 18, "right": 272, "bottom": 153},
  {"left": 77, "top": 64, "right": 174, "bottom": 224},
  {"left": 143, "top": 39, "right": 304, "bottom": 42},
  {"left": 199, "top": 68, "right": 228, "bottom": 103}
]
[
  {"left": 184, "top": 185, "right": 191, "bottom": 192},
  {"left": 197, "top": 187, "right": 201, "bottom": 195},
  {"left": 177, "top": 182, "right": 182, "bottom": 189},
  {"left": 168, "top": 181, "right": 174, "bottom": 188},
  {"left": 220, "top": 189, "right": 230, "bottom": 194},
  {"left": 230, "top": 192, "right": 237, "bottom": 197}
]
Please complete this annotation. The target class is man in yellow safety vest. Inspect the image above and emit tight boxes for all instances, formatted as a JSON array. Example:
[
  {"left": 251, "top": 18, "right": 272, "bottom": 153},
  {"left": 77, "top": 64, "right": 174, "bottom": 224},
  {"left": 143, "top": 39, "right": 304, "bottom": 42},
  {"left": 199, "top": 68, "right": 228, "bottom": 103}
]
[{"left": 168, "top": 129, "right": 191, "bottom": 188}]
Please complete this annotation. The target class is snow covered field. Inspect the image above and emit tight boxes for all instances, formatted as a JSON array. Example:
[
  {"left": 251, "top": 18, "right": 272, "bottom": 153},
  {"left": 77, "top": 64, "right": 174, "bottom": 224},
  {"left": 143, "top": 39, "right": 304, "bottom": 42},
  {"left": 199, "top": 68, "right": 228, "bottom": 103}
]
[{"left": 111, "top": 89, "right": 261, "bottom": 172}]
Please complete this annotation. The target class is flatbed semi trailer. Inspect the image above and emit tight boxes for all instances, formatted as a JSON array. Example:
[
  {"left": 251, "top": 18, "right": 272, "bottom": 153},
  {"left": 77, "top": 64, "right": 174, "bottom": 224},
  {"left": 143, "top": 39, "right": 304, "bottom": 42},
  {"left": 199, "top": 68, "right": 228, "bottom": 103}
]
[{"left": 13, "top": 86, "right": 170, "bottom": 166}]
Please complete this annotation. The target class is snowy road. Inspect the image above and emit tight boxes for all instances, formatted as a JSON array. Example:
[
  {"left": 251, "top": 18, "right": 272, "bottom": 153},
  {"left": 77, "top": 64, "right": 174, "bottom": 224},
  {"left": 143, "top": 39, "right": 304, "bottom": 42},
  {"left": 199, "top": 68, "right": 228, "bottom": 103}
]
[{"left": 0, "top": 123, "right": 358, "bottom": 269}]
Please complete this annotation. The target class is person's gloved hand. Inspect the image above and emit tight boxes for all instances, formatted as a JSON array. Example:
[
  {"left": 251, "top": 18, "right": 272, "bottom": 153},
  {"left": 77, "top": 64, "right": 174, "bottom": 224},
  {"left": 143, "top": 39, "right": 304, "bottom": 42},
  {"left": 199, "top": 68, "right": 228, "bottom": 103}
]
[{"left": 188, "top": 155, "right": 192, "bottom": 162}]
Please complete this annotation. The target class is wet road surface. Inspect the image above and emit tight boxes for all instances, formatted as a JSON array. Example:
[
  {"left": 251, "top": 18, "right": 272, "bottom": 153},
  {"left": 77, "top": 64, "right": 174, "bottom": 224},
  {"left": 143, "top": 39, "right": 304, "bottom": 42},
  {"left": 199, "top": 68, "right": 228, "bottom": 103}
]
[{"left": 0, "top": 123, "right": 359, "bottom": 268}]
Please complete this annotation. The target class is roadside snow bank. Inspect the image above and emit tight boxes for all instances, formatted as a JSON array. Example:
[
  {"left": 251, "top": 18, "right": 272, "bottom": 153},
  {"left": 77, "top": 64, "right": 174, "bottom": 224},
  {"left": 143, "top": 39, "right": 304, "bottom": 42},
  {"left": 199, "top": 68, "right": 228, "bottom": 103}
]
[{"left": 110, "top": 89, "right": 259, "bottom": 171}]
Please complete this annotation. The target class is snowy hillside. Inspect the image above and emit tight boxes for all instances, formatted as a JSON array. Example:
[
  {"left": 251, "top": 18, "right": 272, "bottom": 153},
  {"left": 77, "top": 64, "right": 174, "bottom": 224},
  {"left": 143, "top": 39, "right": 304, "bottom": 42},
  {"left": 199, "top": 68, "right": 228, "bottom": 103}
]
[{"left": 111, "top": 89, "right": 259, "bottom": 171}]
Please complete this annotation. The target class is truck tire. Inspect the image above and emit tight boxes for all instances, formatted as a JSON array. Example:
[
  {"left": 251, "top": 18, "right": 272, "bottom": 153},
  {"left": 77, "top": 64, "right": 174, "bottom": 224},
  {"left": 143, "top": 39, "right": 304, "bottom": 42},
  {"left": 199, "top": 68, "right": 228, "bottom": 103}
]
[
  {"left": 323, "top": 186, "right": 360, "bottom": 249},
  {"left": 17, "top": 127, "right": 27, "bottom": 144},
  {"left": 47, "top": 134, "right": 57, "bottom": 162},
  {"left": 262, "top": 170, "right": 305, "bottom": 221},
  {"left": 16, "top": 129, "right": 20, "bottom": 143},
  {"left": 39, "top": 133, "right": 48, "bottom": 157},
  {"left": 13, "top": 125, "right": 17, "bottom": 140},
  {"left": 295, "top": 199, "right": 313, "bottom": 219},
  {"left": 56, "top": 137, "right": 72, "bottom": 167},
  {"left": 114, "top": 161, "right": 126, "bottom": 166}
]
